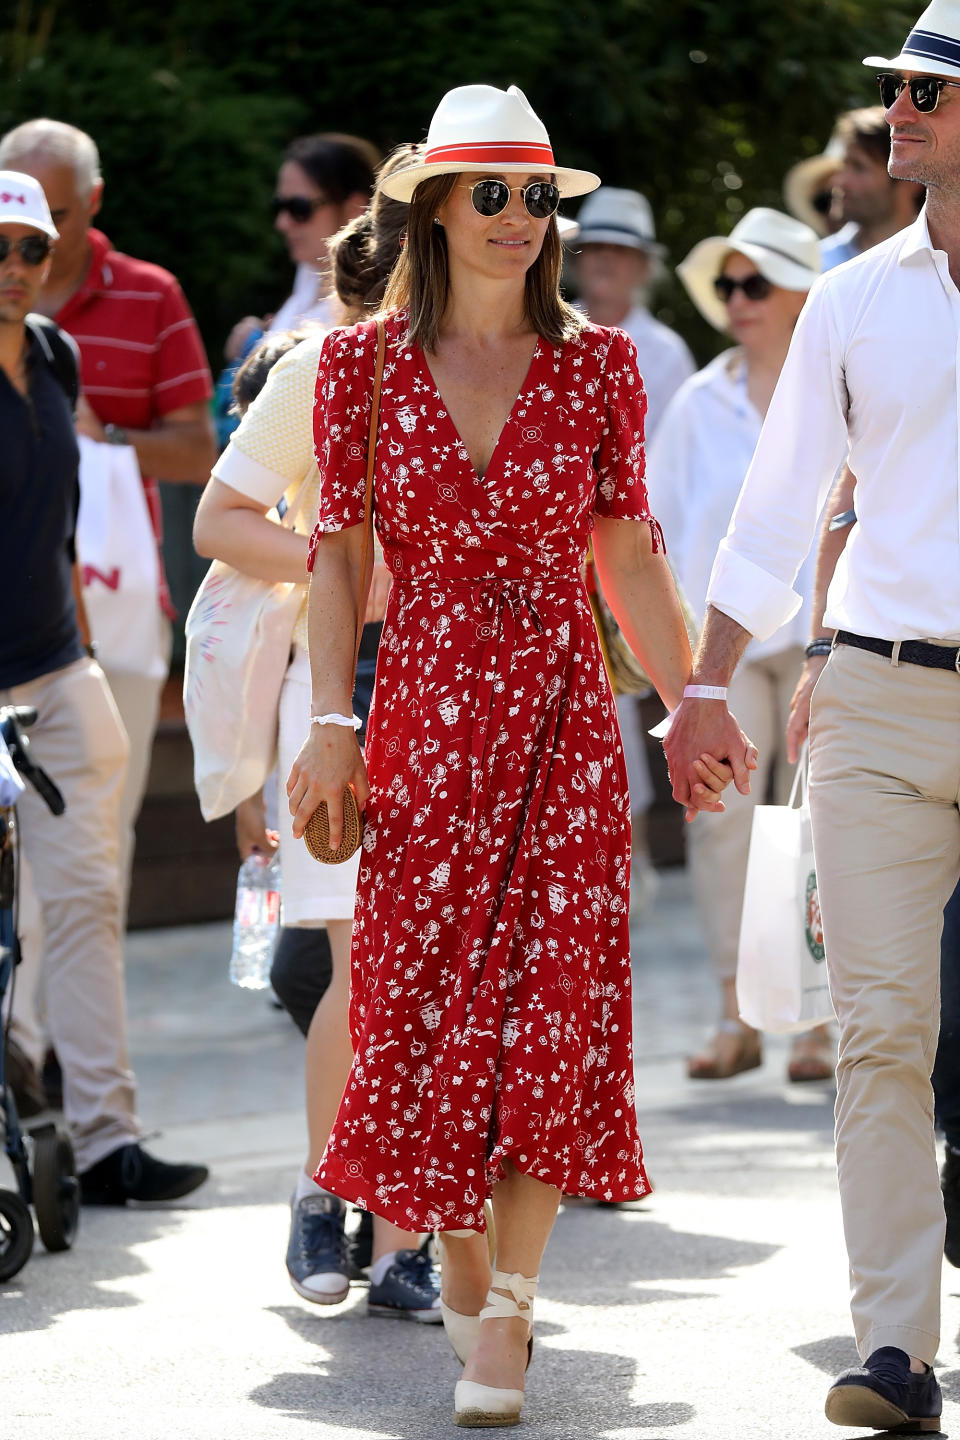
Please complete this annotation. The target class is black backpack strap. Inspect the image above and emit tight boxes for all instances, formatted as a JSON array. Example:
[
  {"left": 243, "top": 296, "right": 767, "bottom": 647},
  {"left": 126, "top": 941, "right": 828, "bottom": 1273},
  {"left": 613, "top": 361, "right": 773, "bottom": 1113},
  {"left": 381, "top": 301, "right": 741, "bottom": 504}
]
[{"left": 25, "top": 313, "right": 80, "bottom": 410}]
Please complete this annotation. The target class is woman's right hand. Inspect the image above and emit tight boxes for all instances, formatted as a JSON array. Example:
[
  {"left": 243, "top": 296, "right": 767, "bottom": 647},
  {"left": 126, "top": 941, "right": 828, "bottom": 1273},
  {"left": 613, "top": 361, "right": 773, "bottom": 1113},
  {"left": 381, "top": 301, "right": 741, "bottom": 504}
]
[{"left": 286, "top": 723, "right": 370, "bottom": 848}]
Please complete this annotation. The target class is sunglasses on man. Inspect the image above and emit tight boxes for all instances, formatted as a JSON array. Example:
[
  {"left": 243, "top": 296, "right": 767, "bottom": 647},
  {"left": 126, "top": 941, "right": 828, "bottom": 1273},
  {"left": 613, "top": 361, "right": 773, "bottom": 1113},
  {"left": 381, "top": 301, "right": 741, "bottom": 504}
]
[
  {"left": 0, "top": 234, "right": 52, "bottom": 266},
  {"left": 461, "top": 179, "right": 560, "bottom": 220},
  {"left": 877, "top": 72, "right": 960, "bottom": 113},
  {"left": 271, "top": 195, "right": 331, "bottom": 223}
]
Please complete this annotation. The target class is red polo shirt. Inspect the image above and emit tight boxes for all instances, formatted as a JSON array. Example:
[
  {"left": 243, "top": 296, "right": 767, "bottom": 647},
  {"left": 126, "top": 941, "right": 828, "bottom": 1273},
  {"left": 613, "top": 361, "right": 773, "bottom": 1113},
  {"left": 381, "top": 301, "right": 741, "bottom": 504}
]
[{"left": 56, "top": 228, "right": 213, "bottom": 619}]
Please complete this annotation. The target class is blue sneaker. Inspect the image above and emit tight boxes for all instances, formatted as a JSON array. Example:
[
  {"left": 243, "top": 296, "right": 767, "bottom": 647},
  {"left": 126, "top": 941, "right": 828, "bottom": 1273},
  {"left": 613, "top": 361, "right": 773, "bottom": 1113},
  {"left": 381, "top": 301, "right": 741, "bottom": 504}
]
[
  {"left": 368, "top": 1245, "right": 443, "bottom": 1323},
  {"left": 825, "top": 1346, "right": 942, "bottom": 1432},
  {"left": 285, "top": 1193, "right": 350, "bottom": 1305}
]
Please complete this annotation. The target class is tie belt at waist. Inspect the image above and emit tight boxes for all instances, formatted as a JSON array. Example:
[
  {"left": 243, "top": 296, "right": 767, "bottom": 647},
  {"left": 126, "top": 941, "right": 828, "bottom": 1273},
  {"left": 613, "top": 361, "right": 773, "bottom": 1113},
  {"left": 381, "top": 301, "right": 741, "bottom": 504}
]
[{"left": 835, "top": 630, "right": 960, "bottom": 674}]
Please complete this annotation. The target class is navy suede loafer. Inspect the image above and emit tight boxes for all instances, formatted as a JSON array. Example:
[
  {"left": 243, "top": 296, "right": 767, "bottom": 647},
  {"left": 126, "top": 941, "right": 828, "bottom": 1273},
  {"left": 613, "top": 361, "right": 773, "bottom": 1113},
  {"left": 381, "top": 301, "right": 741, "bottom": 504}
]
[{"left": 825, "top": 1346, "right": 942, "bottom": 1432}]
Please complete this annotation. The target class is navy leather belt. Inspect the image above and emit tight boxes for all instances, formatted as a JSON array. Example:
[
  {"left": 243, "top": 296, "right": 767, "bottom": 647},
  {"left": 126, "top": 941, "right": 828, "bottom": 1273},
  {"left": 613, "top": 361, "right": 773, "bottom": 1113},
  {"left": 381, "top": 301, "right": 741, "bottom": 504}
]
[{"left": 835, "top": 630, "right": 960, "bottom": 674}]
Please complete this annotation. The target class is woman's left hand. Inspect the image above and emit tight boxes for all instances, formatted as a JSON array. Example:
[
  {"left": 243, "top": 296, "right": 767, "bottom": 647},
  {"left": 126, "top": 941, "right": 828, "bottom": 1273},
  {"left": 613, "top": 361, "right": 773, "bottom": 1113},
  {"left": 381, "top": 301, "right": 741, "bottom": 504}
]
[{"left": 235, "top": 791, "right": 278, "bottom": 860}]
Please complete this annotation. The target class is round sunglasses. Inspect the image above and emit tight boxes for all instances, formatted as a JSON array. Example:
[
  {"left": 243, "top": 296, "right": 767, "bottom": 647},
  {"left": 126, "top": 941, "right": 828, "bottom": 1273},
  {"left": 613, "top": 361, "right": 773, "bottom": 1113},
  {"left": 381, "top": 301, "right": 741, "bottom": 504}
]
[
  {"left": 0, "top": 234, "right": 52, "bottom": 266},
  {"left": 877, "top": 72, "right": 960, "bottom": 113},
  {"left": 714, "top": 273, "right": 772, "bottom": 303},
  {"left": 461, "top": 179, "right": 560, "bottom": 220},
  {"left": 271, "top": 195, "right": 331, "bottom": 223}
]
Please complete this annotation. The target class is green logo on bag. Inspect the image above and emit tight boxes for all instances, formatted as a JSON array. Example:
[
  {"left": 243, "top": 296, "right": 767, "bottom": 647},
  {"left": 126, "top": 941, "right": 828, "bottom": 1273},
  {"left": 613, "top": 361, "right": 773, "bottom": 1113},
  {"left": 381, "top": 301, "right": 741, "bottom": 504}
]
[{"left": 805, "top": 871, "right": 825, "bottom": 963}]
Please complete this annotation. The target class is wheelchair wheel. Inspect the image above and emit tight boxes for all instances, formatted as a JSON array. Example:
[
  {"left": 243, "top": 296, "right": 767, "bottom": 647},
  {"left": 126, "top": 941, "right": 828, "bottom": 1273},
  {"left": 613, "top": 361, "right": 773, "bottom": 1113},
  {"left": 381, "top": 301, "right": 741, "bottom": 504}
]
[
  {"left": 33, "top": 1129, "right": 80, "bottom": 1253},
  {"left": 0, "top": 1188, "right": 34, "bottom": 1281}
]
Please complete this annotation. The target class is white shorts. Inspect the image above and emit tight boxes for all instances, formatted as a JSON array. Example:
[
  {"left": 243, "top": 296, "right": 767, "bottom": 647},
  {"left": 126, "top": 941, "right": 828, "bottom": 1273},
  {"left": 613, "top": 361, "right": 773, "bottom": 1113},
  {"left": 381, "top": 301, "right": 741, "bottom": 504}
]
[{"left": 276, "top": 646, "right": 360, "bottom": 926}]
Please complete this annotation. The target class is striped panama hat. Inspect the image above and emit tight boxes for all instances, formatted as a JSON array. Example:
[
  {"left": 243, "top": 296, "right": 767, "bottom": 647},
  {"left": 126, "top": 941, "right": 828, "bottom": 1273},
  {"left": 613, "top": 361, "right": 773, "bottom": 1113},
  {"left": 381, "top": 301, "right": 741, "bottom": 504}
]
[
  {"left": 379, "top": 85, "right": 600, "bottom": 203},
  {"left": 864, "top": 0, "right": 960, "bottom": 81}
]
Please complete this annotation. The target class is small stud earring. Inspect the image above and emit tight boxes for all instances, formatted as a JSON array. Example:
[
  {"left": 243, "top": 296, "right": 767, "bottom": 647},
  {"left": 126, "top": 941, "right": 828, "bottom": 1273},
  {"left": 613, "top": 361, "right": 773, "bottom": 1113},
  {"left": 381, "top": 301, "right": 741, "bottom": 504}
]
[{"left": 433, "top": 216, "right": 441, "bottom": 225}]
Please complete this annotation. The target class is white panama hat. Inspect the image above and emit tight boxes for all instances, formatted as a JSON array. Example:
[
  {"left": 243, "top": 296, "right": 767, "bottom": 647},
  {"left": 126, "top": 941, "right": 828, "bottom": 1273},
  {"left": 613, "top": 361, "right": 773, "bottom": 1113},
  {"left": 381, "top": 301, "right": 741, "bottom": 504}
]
[
  {"left": 864, "top": 0, "right": 960, "bottom": 82},
  {"left": 677, "top": 207, "right": 822, "bottom": 332},
  {"left": 379, "top": 84, "right": 600, "bottom": 203},
  {"left": 0, "top": 170, "right": 58, "bottom": 238},
  {"left": 572, "top": 186, "right": 666, "bottom": 256},
  {"left": 783, "top": 139, "right": 844, "bottom": 237}
]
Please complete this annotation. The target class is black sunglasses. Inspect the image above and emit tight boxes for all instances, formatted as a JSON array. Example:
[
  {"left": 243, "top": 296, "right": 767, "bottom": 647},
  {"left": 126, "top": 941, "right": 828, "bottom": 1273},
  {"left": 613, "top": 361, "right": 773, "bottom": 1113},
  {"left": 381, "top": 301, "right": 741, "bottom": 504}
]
[
  {"left": 877, "top": 72, "right": 960, "bottom": 113},
  {"left": 713, "top": 273, "right": 772, "bottom": 303},
  {"left": 271, "top": 195, "right": 331, "bottom": 223},
  {"left": 0, "top": 234, "right": 52, "bottom": 266},
  {"left": 461, "top": 179, "right": 560, "bottom": 220}
]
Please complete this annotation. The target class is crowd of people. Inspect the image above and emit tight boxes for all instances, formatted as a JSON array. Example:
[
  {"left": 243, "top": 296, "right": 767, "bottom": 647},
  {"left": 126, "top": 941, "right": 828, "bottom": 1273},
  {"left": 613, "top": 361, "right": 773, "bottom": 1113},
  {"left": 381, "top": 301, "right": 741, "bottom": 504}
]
[{"left": 3, "top": 0, "right": 960, "bottom": 1430}]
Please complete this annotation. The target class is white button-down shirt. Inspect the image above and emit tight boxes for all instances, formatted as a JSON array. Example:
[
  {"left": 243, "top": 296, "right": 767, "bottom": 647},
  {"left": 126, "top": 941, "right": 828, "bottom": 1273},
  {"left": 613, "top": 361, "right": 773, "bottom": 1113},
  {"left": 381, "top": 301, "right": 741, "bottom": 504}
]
[
  {"left": 647, "top": 349, "right": 813, "bottom": 660},
  {"left": 707, "top": 209, "right": 960, "bottom": 644},
  {"left": 618, "top": 304, "right": 695, "bottom": 440}
]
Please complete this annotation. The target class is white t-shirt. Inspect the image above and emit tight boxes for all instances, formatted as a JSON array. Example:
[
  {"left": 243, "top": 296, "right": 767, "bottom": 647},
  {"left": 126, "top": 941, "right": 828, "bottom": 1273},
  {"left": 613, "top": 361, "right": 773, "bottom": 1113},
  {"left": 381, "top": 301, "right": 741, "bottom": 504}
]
[{"left": 647, "top": 349, "right": 813, "bottom": 661}]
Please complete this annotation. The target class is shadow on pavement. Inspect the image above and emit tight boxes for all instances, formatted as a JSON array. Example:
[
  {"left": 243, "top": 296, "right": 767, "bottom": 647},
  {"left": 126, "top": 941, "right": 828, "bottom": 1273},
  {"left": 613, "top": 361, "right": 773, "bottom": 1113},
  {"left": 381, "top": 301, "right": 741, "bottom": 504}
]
[
  {"left": 254, "top": 1302, "right": 694, "bottom": 1436},
  {"left": 0, "top": 1204, "right": 190, "bottom": 1335},
  {"left": 248, "top": 1208, "right": 775, "bottom": 1435}
]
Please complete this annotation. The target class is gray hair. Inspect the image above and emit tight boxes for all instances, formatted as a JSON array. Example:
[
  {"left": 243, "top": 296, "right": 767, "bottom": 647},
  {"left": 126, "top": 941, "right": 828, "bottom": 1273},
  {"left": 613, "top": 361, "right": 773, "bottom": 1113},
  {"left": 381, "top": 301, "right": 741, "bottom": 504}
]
[{"left": 0, "top": 119, "right": 101, "bottom": 198}]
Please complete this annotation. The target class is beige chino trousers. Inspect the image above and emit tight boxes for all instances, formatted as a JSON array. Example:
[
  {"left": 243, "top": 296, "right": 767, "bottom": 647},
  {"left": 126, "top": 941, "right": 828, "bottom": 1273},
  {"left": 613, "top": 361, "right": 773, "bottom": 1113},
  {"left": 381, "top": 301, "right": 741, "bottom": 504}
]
[
  {"left": 809, "top": 642, "right": 957, "bottom": 1364},
  {"left": 688, "top": 644, "right": 805, "bottom": 981},
  {"left": 1, "top": 657, "right": 139, "bottom": 1170}
]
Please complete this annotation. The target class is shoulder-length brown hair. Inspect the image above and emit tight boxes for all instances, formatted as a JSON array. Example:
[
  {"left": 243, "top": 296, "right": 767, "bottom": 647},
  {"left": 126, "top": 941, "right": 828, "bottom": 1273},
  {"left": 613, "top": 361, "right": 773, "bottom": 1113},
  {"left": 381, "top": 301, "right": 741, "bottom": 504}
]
[{"left": 380, "top": 172, "right": 586, "bottom": 353}]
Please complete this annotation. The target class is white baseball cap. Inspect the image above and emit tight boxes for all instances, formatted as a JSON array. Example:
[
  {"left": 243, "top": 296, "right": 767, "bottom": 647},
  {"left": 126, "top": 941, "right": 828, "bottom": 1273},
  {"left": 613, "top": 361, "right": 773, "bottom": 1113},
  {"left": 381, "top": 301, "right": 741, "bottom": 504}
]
[
  {"left": 678, "top": 207, "right": 822, "bottom": 332},
  {"left": 380, "top": 85, "right": 600, "bottom": 202},
  {"left": 0, "top": 170, "right": 58, "bottom": 238}
]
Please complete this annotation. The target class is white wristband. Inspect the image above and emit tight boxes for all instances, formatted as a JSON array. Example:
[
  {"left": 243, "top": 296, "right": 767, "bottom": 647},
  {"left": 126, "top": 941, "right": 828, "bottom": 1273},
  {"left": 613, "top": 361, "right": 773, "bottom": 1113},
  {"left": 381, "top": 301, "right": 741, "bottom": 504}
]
[
  {"left": 683, "top": 684, "right": 728, "bottom": 701},
  {"left": 311, "top": 712, "right": 362, "bottom": 730}
]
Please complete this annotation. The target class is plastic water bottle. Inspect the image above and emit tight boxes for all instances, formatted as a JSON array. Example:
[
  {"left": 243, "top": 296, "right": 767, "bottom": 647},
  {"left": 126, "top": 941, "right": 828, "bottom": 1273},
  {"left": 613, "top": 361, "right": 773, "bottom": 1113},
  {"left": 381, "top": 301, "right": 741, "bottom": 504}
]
[{"left": 229, "top": 853, "right": 281, "bottom": 989}]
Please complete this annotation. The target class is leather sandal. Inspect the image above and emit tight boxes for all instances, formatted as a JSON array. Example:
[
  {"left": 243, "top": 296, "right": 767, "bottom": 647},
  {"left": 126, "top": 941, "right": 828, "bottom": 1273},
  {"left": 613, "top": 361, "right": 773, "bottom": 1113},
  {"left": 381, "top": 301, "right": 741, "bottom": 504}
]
[
  {"left": 787, "top": 1026, "right": 835, "bottom": 1083},
  {"left": 454, "top": 1271, "right": 537, "bottom": 1428},
  {"left": 687, "top": 1019, "right": 762, "bottom": 1080}
]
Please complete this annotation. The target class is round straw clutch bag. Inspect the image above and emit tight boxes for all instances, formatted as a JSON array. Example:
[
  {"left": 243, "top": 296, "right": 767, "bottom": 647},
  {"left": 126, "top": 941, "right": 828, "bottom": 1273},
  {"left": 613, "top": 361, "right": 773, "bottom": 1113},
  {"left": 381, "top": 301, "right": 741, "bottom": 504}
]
[{"left": 303, "top": 785, "right": 364, "bottom": 864}]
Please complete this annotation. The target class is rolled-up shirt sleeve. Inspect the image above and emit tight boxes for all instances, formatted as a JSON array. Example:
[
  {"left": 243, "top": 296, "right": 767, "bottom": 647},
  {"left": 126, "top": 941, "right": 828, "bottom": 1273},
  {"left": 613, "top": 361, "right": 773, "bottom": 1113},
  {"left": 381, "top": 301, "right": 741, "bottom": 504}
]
[{"left": 706, "top": 280, "right": 849, "bottom": 642}]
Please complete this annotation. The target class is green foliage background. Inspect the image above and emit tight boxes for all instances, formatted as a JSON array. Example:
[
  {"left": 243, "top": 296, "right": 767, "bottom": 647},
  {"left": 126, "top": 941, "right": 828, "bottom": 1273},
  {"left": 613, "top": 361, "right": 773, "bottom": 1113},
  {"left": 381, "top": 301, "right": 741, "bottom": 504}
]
[{"left": 1, "top": 0, "right": 916, "bottom": 365}]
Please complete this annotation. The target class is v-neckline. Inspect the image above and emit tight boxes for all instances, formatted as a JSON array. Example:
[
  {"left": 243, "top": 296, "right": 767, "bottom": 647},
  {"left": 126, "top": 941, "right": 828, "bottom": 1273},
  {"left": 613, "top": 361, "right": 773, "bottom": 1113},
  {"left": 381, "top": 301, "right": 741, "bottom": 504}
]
[{"left": 420, "top": 338, "right": 541, "bottom": 484}]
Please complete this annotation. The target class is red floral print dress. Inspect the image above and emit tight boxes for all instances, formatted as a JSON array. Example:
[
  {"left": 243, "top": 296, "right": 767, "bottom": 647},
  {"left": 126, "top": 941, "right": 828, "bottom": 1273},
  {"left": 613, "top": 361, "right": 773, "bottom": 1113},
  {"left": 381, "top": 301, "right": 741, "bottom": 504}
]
[{"left": 309, "top": 311, "right": 661, "bottom": 1232}]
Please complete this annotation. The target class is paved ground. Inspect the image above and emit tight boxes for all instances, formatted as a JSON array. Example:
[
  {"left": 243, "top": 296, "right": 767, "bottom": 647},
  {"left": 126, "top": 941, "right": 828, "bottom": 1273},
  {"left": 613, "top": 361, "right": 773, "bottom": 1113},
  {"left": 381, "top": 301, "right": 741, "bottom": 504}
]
[{"left": 3, "top": 868, "right": 959, "bottom": 1440}]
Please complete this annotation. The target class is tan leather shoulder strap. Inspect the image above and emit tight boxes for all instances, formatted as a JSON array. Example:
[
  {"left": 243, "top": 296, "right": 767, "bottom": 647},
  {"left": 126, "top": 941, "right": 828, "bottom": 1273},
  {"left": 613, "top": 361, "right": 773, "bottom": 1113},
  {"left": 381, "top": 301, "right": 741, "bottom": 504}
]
[{"left": 353, "top": 318, "right": 385, "bottom": 676}]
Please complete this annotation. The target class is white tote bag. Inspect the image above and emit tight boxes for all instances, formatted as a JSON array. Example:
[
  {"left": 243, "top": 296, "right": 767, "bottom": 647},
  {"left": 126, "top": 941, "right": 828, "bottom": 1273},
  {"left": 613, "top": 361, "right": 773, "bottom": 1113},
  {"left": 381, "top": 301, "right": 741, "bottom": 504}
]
[
  {"left": 735, "top": 746, "right": 835, "bottom": 1034},
  {"left": 182, "top": 479, "right": 310, "bottom": 823},
  {"left": 76, "top": 436, "right": 165, "bottom": 679}
]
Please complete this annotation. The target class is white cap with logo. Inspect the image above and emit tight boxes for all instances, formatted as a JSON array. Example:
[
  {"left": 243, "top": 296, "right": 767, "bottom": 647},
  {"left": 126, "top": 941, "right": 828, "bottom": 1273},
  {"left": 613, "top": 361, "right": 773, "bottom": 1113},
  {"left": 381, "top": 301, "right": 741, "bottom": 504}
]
[{"left": 0, "top": 170, "right": 58, "bottom": 238}]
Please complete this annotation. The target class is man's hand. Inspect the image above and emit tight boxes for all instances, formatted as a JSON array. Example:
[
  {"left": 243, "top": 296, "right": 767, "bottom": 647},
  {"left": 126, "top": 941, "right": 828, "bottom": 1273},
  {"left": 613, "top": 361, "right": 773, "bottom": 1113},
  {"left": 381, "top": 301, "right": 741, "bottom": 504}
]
[
  {"left": 286, "top": 724, "right": 369, "bottom": 849},
  {"left": 786, "top": 655, "right": 828, "bottom": 764},
  {"left": 662, "top": 699, "right": 759, "bottom": 822},
  {"left": 75, "top": 394, "right": 107, "bottom": 442}
]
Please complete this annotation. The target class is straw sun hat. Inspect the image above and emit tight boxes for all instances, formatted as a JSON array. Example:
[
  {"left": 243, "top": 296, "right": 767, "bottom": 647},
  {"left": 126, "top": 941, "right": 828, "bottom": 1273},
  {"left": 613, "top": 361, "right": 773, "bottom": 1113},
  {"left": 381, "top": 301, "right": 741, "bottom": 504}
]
[
  {"left": 379, "top": 85, "right": 600, "bottom": 203},
  {"left": 677, "top": 207, "right": 822, "bottom": 332}
]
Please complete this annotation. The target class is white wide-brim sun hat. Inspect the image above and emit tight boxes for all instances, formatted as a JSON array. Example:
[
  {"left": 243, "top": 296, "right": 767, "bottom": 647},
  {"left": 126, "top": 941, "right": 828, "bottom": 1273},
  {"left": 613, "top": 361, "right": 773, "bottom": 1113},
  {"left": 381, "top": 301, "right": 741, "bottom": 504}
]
[
  {"left": 864, "top": 0, "right": 960, "bottom": 82},
  {"left": 677, "top": 207, "right": 822, "bottom": 332},
  {"left": 379, "top": 84, "right": 600, "bottom": 203}
]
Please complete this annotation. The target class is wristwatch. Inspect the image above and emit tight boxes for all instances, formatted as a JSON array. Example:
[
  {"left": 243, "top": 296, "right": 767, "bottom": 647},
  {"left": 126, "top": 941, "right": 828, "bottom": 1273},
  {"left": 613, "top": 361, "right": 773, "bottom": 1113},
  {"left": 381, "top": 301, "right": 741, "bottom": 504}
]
[{"left": 104, "top": 423, "right": 129, "bottom": 446}]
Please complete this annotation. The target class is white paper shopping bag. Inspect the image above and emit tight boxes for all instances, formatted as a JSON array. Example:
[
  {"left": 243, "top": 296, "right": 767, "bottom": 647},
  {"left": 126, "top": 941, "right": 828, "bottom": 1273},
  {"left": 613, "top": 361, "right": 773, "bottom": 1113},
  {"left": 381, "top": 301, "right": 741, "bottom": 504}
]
[
  {"left": 735, "top": 747, "right": 835, "bottom": 1035},
  {"left": 76, "top": 436, "right": 165, "bottom": 679}
]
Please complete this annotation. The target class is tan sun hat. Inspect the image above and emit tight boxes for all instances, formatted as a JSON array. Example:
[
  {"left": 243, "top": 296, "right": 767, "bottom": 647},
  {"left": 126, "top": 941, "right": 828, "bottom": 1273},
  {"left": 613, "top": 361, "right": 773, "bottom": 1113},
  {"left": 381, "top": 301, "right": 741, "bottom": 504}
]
[
  {"left": 864, "top": 0, "right": 960, "bottom": 82},
  {"left": 783, "top": 139, "right": 844, "bottom": 237},
  {"left": 677, "top": 207, "right": 822, "bottom": 332},
  {"left": 379, "top": 85, "right": 600, "bottom": 203}
]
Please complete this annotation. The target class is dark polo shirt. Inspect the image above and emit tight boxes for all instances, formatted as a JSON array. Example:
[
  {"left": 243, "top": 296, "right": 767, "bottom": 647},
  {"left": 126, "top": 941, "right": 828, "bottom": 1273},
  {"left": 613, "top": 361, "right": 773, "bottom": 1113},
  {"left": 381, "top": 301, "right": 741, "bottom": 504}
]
[{"left": 0, "top": 321, "right": 84, "bottom": 689}]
